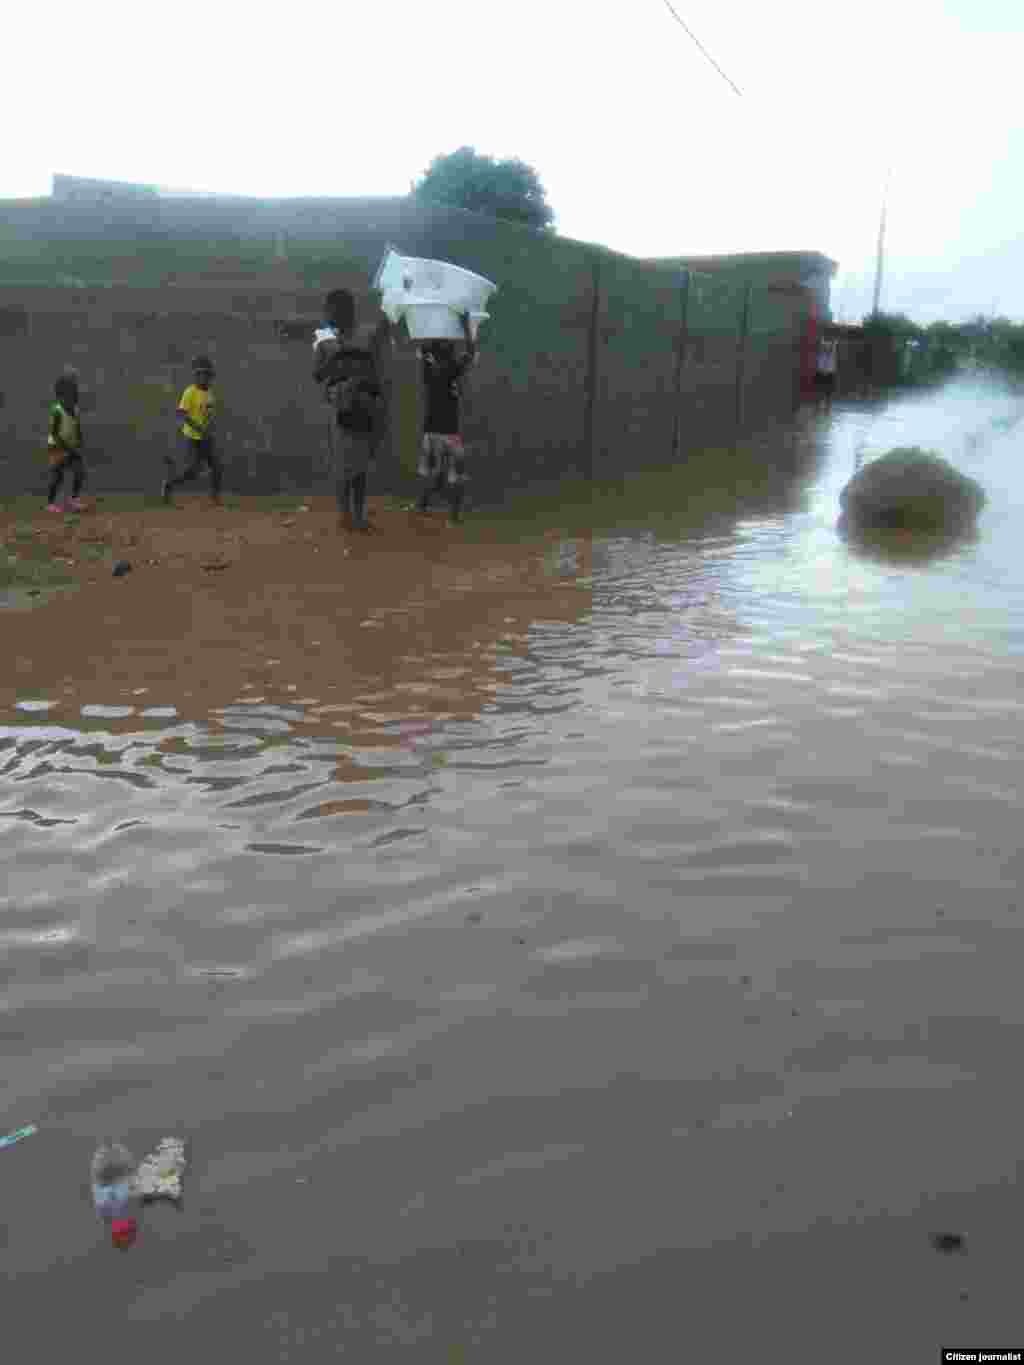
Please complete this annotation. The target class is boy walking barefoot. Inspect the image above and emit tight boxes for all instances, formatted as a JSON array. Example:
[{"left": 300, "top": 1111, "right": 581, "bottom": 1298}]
[
  {"left": 163, "top": 356, "right": 222, "bottom": 504},
  {"left": 417, "top": 311, "right": 477, "bottom": 523},
  {"left": 46, "top": 369, "right": 87, "bottom": 512},
  {"left": 313, "top": 289, "right": 388, "bottom": 533}
]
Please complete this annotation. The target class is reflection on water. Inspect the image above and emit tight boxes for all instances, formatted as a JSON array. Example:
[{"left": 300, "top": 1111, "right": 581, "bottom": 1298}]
[
  {"left": 3, "top": 377, "right": 1024, "bottom": 1360},
  {"left": 837, "top": 519, "right": 983, "bottom": 567}
]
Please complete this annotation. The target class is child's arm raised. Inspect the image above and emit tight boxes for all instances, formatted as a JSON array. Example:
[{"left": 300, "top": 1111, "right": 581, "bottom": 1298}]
[
  {"left": 458, "top": 312, "right": 478, "bottom": 372},
  {"left": 313, "top": 334, "right": 346, "bottom": 386},
  {"left": 312, "top": 341, "right": 333, "bottom": 385}
]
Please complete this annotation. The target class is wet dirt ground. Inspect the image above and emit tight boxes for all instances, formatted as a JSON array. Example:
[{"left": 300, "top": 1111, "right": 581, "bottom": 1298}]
[{"left": 2, "top": 494, "right": 593, "bottom": 725}]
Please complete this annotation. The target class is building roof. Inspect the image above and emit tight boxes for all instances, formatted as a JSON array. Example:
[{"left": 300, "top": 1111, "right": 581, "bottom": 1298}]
[
  {"left": 657, "top": 250, "right": 837, "bottom": 278},
  {"left": 50, "top": 178, "right": 838, "bottom": 279},
  {"left": 821, "top": 322, "right": 867, "bottom": 338},
  {"left": 52, "top": 173, "right": 245, "bottom": 202}
]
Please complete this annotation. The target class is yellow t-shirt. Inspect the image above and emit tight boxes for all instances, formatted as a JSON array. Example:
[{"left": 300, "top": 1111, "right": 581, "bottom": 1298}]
[{"left": 179, "top": 384, "right": 215, "bottom": 441}]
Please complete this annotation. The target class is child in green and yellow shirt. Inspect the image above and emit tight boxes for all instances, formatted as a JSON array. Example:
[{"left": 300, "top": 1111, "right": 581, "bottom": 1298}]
[{"left": 46, "top": 370, "right": 86, "bottom": 512}]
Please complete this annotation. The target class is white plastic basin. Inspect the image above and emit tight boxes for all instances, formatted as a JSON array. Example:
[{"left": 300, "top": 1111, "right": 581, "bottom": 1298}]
[
  {"left": 398, "top": 301, "right": 489, "bottom": 342},
  {"left": 374, "top": 249, "right": 497, "bottom": 314}
]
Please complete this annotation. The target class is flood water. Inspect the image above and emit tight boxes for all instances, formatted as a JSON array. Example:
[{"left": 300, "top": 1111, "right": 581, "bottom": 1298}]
[{"left": 3, "top": 377, "right": 1023, "bottom": 1361}]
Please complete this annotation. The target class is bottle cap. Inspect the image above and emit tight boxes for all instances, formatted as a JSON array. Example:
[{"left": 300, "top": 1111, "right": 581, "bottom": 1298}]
[{"left": 110, "top": 1217, "right": 137, "bottom": 1250}]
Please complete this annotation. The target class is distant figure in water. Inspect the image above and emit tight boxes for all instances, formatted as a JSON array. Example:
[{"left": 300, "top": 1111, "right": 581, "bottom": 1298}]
[
  {"left": 416, "top": 312, "right": 478, "bottom": 523},
  {"left": 815, "top": 337, "right": 838, "bottom": 412}
]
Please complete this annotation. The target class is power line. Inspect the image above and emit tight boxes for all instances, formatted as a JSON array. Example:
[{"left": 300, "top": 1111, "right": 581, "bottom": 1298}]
[
  {"left": 871, "top": 166, "right": 892, "bottom": 317},
  {"left": 660, "top": 0, "right": 743, "bottom": 97}
]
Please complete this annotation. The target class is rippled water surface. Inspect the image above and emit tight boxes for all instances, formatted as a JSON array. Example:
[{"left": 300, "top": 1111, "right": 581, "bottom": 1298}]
[{"left": 4, "top": 379, "right": 1024, "bottom": 1361}]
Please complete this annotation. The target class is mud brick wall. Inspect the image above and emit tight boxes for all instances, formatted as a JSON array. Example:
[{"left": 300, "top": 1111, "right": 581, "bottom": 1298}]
[{"left": 0, "top": 193, "right": 830, "bottom": 501}]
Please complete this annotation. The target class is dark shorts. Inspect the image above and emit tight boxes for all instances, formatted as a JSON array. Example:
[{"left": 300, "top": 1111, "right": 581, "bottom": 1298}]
[
  {"left": 169, "top": 435, "right": 223, "bottom": 493},
  {"left": 180, "top": 434, "right": 218, "bottom": 463},
  {"left": 46, "top": 449, "right": 86, "bottom": 488},
  {"left": 331, "top": 427, "right": 376, "bottom": 480},
  {"left": 815, "top": 372, "right": 836, "bottom": 395},
  {"left": 47, "top": 447, "right": 84, "bottom": 471}
]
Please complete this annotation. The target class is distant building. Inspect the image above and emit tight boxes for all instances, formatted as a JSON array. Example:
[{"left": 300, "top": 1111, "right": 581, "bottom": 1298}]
[
  {"left": 52, "top": 173, "right": 157, "bottom": 202},
  {"left": 51, "top": 173, "right": 238, "bottom": 202},
  {"left": 665, "top": 251, "right": 837, "bottom": 322}
]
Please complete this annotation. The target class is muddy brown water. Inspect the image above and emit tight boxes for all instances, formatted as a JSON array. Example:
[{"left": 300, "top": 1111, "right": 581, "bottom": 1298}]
[{"left": 2, "top": 379, "right": 1023, "bottom": 1362}]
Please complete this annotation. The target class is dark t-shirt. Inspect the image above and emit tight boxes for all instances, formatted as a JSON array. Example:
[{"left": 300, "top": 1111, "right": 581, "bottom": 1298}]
[
  {"left": 422, "top": 352, "right": 471, "bottom": 436},
  {"left": 315, "top": 332, "right": 384, "bottom": 434}
]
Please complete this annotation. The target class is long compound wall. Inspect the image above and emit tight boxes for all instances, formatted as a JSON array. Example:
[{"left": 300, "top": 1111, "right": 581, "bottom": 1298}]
[{"left": 0, "top": 192, "right": 833, "bottom": 501}]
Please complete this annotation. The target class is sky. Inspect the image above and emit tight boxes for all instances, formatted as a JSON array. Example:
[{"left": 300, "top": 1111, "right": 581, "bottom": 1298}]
[{"left": 2, "top": 0, "right": 1021, "bottom": 325}]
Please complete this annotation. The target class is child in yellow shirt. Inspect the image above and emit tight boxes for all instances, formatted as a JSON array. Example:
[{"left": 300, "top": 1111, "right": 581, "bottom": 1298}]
[{"left": 162, "top": 356, "right": 221, "bottom": 504}]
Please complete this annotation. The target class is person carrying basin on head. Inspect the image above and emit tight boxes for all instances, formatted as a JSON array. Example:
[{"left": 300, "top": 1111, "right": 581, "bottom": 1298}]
[
  {"left": 46, "top": 367, "right": 87, "bottom": 513},
  {"left": 416, "top": 311, "right": 477, "bottom": 523},
  {"left": 313, "top": 289, "right": 389, "bottom": 533},
  {"left": 163, "top": 356, "right": 222, "bottom": 504}
]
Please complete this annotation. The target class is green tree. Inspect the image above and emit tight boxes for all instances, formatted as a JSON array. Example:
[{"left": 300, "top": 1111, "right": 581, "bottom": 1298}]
[
  {"left": 862, "top": 311, "right": 923, "bottom": 343},
  {"left": 1006, "top": 329, "right": 1024, "bottom": 374},
  {"left": 412, "top": 146, "right": 555, "bottom": 232},
  {"left": 952, "top": 315, "right": 1024, "bottom": 372},
  {"left": 866, "top": 313, "right": 1024, "bottom": 383},
  {"left": 925, "top": 321, "right": 961, "bottom": 346},
  {"left": 860, "top": 311, "right": 924, "bottom": 386},
  {"left": 921, "top": 321, "right": 963, "bottom": 380}
]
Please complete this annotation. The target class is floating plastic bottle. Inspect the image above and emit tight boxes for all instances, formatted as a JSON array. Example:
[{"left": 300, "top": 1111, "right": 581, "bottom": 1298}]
[
  {"left": 90, "top": 1141, "right": 139, "bottom": 1249},
  {"left": 0, "top": 1124, "right": 37, "bottom": 1150}
]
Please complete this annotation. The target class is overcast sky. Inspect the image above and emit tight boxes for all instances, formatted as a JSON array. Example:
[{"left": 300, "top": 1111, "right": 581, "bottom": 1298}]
[{"left": 3, "top": 0, "right": 1020, "bottom": 325}]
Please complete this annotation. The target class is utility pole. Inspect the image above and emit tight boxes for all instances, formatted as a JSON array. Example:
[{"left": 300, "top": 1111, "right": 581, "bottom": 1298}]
[
  {"left": 670, "top": 268, "right": 691, "bottom": 462},
  {"left": 735, "top": 281, "right": 752, "bottom": 433},
  {"left": 583, "top": 257, "right": 601, "bottom": 476},
  {"left": 871, "top": 168, "right": 891, "bottom": 318}
]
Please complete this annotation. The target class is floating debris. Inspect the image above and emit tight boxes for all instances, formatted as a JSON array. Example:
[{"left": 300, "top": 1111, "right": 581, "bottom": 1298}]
[
  {"left": 0, "top": 1124, "right": 37, "bottom": 1150},
  {"left": 930, "top": 1232, "right": 966, "bottom": 1255},
  {"left": 135, "top": 1136, "right": 187, "bottom": 1205},
  {"left": 90, "top": 1141, "right": 139, "bottom": 1249}
]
